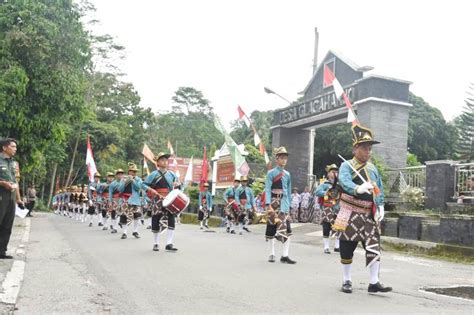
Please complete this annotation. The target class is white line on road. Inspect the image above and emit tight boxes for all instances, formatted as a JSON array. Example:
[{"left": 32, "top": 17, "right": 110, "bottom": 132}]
[
  {"left": 0, "top": 260, "right": 26, "bottom": 304},
  {"left": 0, "top": 217, "right": 32, "bottom": 305}
]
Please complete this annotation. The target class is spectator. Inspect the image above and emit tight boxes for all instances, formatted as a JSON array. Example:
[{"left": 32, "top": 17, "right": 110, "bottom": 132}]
[
  {"left": 290, "top": 188, "right": 301, "bottom": 222},
  {"left": 299, "top": 186, "right": 312, "bottom": 222},
  {"left": 0, "top": 138, "right": 24, "bottom": 259},
  {"left": 26, "top": 184, "right": 37, "bottom": 217}
]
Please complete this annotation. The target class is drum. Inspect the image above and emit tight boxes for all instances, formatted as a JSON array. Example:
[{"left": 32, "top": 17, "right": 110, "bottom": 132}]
[{"left": 162, "top": 190, "right": 189, "bottom": 214}]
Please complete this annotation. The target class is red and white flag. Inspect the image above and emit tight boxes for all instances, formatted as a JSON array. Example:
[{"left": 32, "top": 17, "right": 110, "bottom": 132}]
[
  {"left": 199, "top": 146, "right": 209, "bottom": 192},
  {"left": 237, "top": 105, "right": 251, "bottom": 128},
  {"left": 323, "top": 65, "right": 358, "bottom": 125},
  {"left": 86, "top": 133, "right": 97, "bottom": 183},
  {"left": 167, "top": 140, "right": 175, "bottom": 156}
]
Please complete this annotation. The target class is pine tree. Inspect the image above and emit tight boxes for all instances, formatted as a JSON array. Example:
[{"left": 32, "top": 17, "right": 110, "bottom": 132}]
[{"left": 455, "top": 84, "right": 474, "bottom": 161}]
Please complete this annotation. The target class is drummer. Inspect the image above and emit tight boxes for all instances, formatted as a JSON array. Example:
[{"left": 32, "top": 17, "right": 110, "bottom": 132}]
[{"left": 143, "top": 152, "right": 180, "bottom": 252}]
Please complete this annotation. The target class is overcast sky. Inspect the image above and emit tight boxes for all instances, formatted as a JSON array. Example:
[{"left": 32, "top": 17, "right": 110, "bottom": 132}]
[{"left": 89, "top": 0, "right": 473, "bottom": 127}]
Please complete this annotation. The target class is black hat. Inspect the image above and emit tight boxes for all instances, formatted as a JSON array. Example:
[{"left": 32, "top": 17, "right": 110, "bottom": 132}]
[{"left": 351, "top": 124, "right": 380, "bottom": 146}]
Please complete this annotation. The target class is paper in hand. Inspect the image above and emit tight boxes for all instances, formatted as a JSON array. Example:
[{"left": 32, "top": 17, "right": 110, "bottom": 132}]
[{"left": 15, "top": 205, "right": 29, "bottom": 219}]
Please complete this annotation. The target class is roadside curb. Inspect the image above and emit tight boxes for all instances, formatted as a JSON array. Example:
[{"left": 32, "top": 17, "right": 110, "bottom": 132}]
[{"left": 0, "top": 217, "right": 31, "bottom": 311}]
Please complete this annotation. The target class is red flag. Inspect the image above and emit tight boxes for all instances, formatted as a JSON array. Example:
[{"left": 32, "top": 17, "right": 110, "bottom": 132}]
[
  {"left": 237, "top": 105, "right": 251, "bottom": 127},
  {"left": 142, "top": 143, "right": 156, "bottom": 165},
  {"left": 199, "top": 146, "right": 208, "bottom": 192},
  {"left": 324, "top": 65, "right": 358, "bottom": 126},
  {"left": 86, "top": 133, "right": 97, "bottom": 183}
]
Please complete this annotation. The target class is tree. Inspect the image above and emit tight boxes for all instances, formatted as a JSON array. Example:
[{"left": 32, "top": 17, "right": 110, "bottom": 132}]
[
  {"left": 0, "top": 0, "right": 91, "bottom": 174},
  {"left": 147, "top": 87, "right": 223, "bottom": 158},
  {"left": 407, "top": 93, "right": 456, "bottom": 162},
  {"left": 313, "top": 124, "right": 353, "bottom": 177},
  {"left": 230, "top": 110, "right": 273, "bottom": 152},
  {"left": 455, "top": 84, "right": 474, "bottom": 161}
]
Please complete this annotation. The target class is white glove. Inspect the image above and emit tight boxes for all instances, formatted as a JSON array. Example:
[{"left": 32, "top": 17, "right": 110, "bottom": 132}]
[
  {"left": 356, "top": 182, "right": 374, "bottom": 195},
  {"left": 199, "top": 206, "right": 202, "bottom": 211},
  {"left": 88, "top": 200, "right": 93, "bottom": 207},
  {"left": 376, "top": 205, "right": 385, "bottom": 221}
]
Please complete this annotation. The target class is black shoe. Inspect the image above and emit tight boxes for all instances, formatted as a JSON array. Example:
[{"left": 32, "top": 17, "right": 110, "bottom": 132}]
[
  {"left": 132, "top": 232, "right": 140, "bottom": 239},
  {"left": 165, "top": 244, "right": 178, "bottom": 251},
  {"left": 368, "top": 282, "right": 392, "bottom": 293},
  {"left": 98, "top": 222, "right": 103, "bottom": 227},
  {"left": 204, "top": 224, "right": 209, "bottom": 229},
  {"left": 141, "top": 219, "right": 145, "bottom": 225},
  {"left": 111, "top": 229, "right": 117, "bottom": 234},
  {"left": 268, "top": 255, "right": 276, "bottom": 263},
  {"left": 243, "top": 227, "right": 251, "bottom": 232},
  {"left": 121, "top": 233, "right": 127, "bottom": 239},
  {"left": 230, "top": 230, "right": 236, "bottom": 234},
  {"left": 334, "top": 248, "right": 340, "bottom": 252},
  {"left": 153, "top": 244, "right": 159, "bottom": 251},
  {"left": 146, "top": 226, "right": 151, "bottom": 229},
  {"left": 118, "top": 223, "right": 123, "bottom": 228},
  {"left": 88, "top": 222, "right": 93, "bottom": 227},
  {"left": 324, "top": 248, "right": 331, "bottom": 254},
  {"left": 0, "top": 253, "right": 13, "bottom": 259},
  {"left": 226, "top": 227, "right": 230, "bottom": 233},
  {"left": 280, "top": 256, "right": 297, "bottom": 264},
  {"left": 102, "top": 226, "right": 108, "bottom": 231},
  {"left": 342, "top": 281, "right": 352, "bottom": 293}
]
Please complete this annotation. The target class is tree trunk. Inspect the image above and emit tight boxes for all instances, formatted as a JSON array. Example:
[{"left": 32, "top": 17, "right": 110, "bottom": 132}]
[
  {"left": 65, "top": 124, "right": 83, "bottom": 188},
  {"left": 40, "top": 183, "right": 45, "bottom": 202},
  {"left": 47, "top": 163, "right": 58, "bottom": 208}
]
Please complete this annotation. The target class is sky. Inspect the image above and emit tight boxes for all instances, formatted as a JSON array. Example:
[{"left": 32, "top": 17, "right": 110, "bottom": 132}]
[{"left": 88, "top": 0, "right": 474, "bottom": 127}]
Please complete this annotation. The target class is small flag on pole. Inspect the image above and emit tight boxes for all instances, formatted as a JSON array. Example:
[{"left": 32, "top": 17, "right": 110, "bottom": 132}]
[
  {"left": 237, "top": 105, "right": 251, "bottom": 128},
  {"left": 167, "top": 140, "right": 175, "bottom": 156},
  {"left": 86, "top": 133, "right": 97, "bottom": 183},
  {"left": 323, "top": 65, "right": 359, "bottom": 125}
]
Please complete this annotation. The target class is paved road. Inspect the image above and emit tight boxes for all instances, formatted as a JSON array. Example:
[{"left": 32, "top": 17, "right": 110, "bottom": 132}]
[{"left": 15, "top": 213, "right": 473, "bottom": 314}]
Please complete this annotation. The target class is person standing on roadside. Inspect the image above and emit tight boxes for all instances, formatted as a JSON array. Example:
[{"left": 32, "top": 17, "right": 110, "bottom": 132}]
[{"left": 0, "top": 138, "right": 24, "bottom": 259}]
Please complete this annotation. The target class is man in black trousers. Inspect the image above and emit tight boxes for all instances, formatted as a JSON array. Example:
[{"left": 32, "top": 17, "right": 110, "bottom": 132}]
[{"left": 0, "top": 138, "right": 24, "bottom": 259}]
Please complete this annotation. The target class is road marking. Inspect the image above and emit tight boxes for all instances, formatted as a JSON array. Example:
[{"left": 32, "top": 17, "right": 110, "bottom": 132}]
[
  {"left": 0, "top": 217, "right": 32, "bottom": 305},
  {"left": 0, "top": 260, "right": 25, "bottom": 304}
]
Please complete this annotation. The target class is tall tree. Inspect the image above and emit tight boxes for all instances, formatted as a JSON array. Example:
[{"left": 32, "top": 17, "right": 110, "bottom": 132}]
[
  {"left": 407, "top": 93, "right": 456, "bottom": 162},
  {"left": 455, "top": 84, "right": 474, "bottom": 161}
]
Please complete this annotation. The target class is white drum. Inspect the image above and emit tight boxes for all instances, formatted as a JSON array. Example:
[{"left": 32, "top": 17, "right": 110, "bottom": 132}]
[{"left": 162, "top": 189, "right": 190, "bottom": 214}]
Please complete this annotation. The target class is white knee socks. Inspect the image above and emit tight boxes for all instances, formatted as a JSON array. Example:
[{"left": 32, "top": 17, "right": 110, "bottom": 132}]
[
  {"left": 335, "top": 238, "right": 340, "bottom": 249},
  {"left": 166, "top": 229, "right": 175, "bottom": 245},
  {"left": 323, "top": 238, "right": 330, "bottom": 250},
  {"left": 343, "top": 264, "right": 352, "bottom": 282},
  {"left": 133, "top": 219, "right": 139, "bottom": 233},
  {"left": 283, "top": 238, "right": 291, "bottom": 257},
  {"left": 153, "top": 232, "right": 160, "bottom": 245},
  {"left": 369, "top": 261, "right": 380, "bottom": 284},
  {"left": 269, "top": 238, "right": 276, "bottom": 256}
]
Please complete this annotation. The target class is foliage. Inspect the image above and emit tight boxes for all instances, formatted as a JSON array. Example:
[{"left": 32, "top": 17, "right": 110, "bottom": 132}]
[
  {"left": 230, "top": 110, "right": 273, "bottom": 152},
  {"left": 0, "top": 0, "right": 91, "bottom": 173},
  {"left": 454, "top": 84, "right": 474, "bottom": 161},
  {"left": 407, "top": 93, "right": 457, "bottom": 162},
  {"left": 185, "top": 185, "right": 200, "bottom": 208},
  {"left": 406, "top": 153, "right": 422, "bottom": 167},
  {"left": 313, "top": 123, "right": 352, "bottom": 177},
  {"left": 147, "top": 87, "right": 224, "bottom": 158},
  {"left": 400, "top": 186, "right": 425, "bottom": 210},
  {"left": 250, "top": 179, "right": 265, "bottom": 196}
]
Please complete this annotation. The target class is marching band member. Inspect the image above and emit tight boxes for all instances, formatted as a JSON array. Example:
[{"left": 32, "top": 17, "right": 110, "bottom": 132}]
[
  {"left": 223, "top": 178, "right": 240, "bottom": 233},
  {"left": 198, "top": 183, "right": 213, "bottom": 230},
  {"left": 315, "top": 164, "right": 341, "bottom": 254},
  {"left": 235, "top": 176, "right": 256, "bottom": 235},
  {"left": 87, "top": 172, "right": 102, "bottom": 227},
  {"left": 333, "top": 124, "right": 391, "bottom": 294},
  {"left": 118, "top": 163, "right": 143, "bottom": 239},
  {"left": 71, "top": 185, "right": 79, "bottom": 220},
  {"left": 143, "top": 152, "right": 179, "bottom": 252},
  {"left": 108, "top": 169, "right": 124, "bottom": 234},
  {"left": 99, "top": 172, "right": 114, "bottom": 230},
  {"left": 79, "top": 184, "right": 89, "bottom": 223},
  {"left": 264, "top": 147, "right": 296, "bottom": 264}
]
